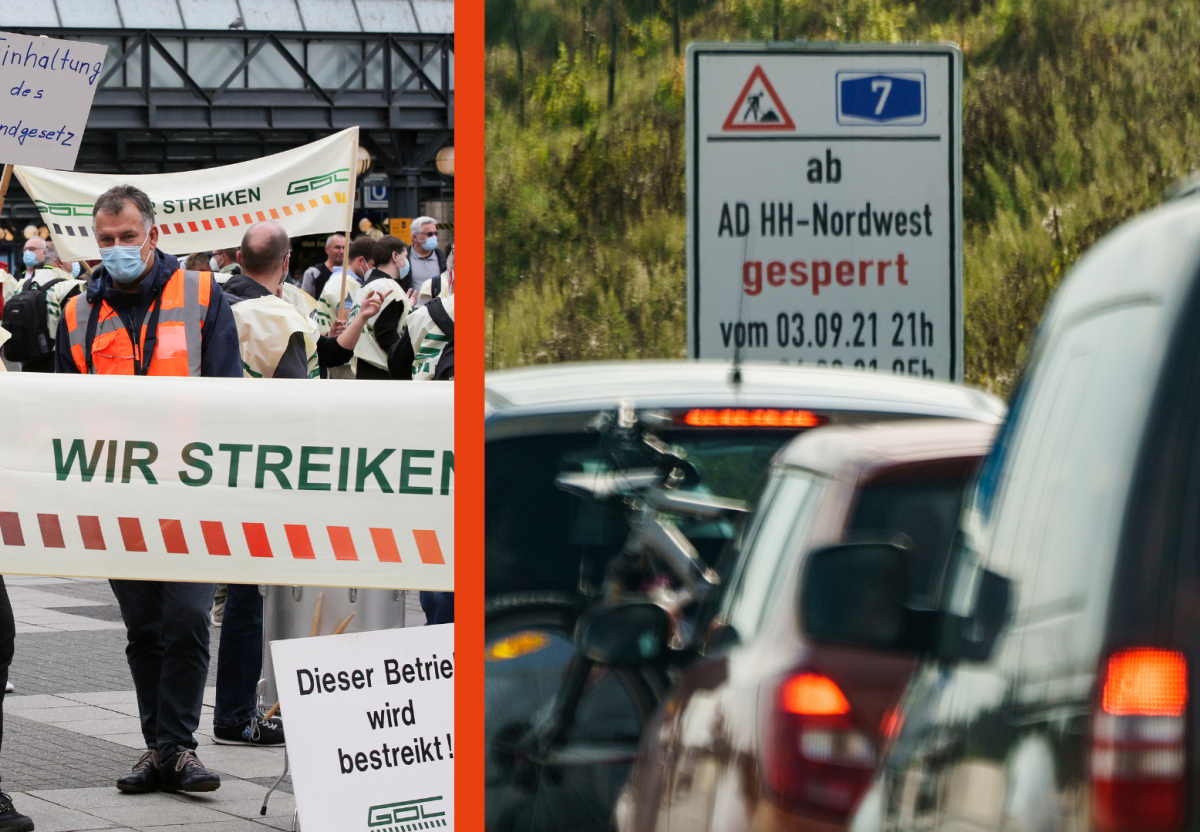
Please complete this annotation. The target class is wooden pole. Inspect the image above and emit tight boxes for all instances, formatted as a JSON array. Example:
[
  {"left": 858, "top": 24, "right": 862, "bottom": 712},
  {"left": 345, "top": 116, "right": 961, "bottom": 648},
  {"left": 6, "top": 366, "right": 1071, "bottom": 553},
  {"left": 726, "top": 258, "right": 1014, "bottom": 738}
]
[
  {"left": 0, "top": 165, "right": 12, "bottom": 220},
  {"left": 337, "top": 136, "right": 363, "bottom": 323}
]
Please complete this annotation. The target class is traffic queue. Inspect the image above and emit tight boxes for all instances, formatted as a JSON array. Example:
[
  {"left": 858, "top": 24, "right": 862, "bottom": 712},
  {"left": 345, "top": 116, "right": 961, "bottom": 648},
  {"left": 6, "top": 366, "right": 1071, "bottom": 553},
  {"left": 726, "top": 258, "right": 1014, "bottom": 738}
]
[{"left": 484, "top": 189, "right": 1200, "bottom": 832}]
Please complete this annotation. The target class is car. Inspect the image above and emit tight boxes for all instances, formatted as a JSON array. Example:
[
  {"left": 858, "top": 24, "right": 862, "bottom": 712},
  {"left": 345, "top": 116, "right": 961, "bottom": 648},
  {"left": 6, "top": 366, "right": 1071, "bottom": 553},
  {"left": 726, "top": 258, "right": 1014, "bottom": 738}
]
[
  {"left": 610, "top": 418, "right": 998, "bottom": 832},
  {"left": 798, "top": 193, "right": 1200, "bottom": 832},
  {"left": 484, "top": 360, "right": 1004, "bottom": 832}
]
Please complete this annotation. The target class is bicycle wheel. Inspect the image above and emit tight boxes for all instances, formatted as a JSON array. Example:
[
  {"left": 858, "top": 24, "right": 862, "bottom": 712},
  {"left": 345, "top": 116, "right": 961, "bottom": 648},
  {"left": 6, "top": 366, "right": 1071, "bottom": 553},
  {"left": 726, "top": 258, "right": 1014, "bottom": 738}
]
[{"left": 486, "top": 592, "right": 667, "bottom": 832}]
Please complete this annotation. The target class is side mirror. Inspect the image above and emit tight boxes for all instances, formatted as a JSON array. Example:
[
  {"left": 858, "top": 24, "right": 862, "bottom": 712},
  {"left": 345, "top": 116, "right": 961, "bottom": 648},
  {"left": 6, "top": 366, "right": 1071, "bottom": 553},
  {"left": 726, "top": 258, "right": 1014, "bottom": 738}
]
[
  {"left": 801, "top": 543, "right": 932, "bottom": 652},
  {"left": 576, "top": 600, "right": 673, "bottom": 666}
]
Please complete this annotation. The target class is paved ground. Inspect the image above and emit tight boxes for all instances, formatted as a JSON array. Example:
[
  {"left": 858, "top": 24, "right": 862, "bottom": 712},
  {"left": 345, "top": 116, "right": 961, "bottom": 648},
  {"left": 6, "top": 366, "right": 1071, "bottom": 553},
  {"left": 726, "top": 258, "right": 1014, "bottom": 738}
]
[{"left": 0, "top": 576, "right": 426, "bottom": 831}]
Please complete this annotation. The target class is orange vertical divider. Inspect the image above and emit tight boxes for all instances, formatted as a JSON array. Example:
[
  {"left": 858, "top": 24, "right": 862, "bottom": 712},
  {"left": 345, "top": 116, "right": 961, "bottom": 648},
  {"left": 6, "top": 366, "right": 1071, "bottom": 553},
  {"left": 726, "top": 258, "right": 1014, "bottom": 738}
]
[{"left": 456, "top": 0, "right": 484, "bottom": 827}]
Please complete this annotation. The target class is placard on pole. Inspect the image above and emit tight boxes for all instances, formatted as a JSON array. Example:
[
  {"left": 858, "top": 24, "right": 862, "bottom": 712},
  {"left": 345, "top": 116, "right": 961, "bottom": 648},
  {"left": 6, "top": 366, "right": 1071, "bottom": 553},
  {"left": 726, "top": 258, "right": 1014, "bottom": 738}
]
[{"left": 686, "top": 42, "right": 963, "bottom": 381}]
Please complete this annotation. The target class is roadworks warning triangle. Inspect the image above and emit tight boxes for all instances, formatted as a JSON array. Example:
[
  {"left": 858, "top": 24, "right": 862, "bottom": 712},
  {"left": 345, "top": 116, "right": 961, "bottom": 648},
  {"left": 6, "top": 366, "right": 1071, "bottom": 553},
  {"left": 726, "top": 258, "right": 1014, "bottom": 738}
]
[{"left": 722, "top": 65, "right": 796, "bottom": 131}]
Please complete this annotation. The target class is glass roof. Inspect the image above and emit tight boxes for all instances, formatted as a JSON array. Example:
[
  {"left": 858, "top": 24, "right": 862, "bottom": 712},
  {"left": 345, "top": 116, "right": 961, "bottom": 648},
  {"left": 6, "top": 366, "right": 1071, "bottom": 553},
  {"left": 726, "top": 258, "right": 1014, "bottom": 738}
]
[{"left": 0, "top": 0, "right": 452, "bottom": 32}]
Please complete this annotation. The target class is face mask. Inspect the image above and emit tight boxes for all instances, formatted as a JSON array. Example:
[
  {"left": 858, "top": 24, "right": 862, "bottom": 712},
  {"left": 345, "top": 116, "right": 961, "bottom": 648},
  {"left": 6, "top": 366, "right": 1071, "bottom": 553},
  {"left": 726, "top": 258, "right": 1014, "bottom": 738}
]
[
  {"left": 22, "top": 251, "right": 38, "bottom": 269},
  {"left": 101, "top": 241, "right": 149, "bottom": 284},
  {"left": 71, "top": 262, "right": 81, "bottom": 278},
  {"left": 397, "top": 259, "right": 410, "bottom": 279},
  {"left": 209, "top": 256, "right": 220, "bottom": 272},
  {"left": 421, "top": 235, "right": 438, "bottom": 252}
]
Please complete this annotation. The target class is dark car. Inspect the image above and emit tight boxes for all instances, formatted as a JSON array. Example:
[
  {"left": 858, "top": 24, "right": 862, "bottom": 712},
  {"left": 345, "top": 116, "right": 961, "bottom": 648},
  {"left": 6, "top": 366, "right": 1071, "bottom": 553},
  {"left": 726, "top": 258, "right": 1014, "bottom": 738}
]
[
  {"left": 612, "top": 419, "right": 997, "bottom": 832},
  {"left": 799, "top": 195, "right": 1200, "bottom": 832},
  {"left": 485, "top": 360, "right": 1004, "bottom": 832}
]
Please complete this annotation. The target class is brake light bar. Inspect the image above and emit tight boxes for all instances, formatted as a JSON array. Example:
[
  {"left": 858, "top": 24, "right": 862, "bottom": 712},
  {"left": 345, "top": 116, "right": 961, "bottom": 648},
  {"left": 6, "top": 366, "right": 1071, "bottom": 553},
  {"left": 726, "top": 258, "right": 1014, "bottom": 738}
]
[
  {"left": 680, "top": 408, "right": 821, "bottom": 428},
  {"left": 1091, "top": 648, "right": 1187, "bottom": 832}
]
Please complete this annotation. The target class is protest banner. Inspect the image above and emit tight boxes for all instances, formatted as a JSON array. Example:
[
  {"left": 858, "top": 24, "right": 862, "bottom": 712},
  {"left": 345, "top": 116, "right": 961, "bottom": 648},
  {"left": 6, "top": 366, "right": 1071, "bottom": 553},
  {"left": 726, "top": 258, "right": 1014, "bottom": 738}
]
[
  {"left": 15, "top": 126, "right": 360, "bottom": 263},
  {"left": 0, "top": 31, "right": 106, "bottom": 171},
  {"left": 272, "top": 624, "right": 455, "bottom": 832},
  {"left": 0, "top": 373, "right": 453, "bottom": 590}
]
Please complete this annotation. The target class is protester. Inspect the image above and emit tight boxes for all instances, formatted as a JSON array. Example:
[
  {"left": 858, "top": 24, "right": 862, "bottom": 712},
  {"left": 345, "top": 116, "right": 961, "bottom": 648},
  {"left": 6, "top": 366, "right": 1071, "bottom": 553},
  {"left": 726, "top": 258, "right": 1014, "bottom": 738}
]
[
  {"left": 408, "top": 217, "right": 444, "bottom": 302},
  {"left": 210, "top": 246, "right": 240, "bottom": 282},
  {"left": 300, "top": 233, "right": 345, "bottom": 299},
  {"left": 381, "top": 243, "right": 454, "bottom": 625},
  {"left": 55, "top": 184, "right": 240, "bottom": 794},
  {"left": 314, "top": 236, "right": 368, "bottom": 377},
  {"left": 183, "top": 251, "right": 211, "bottom": 271},
  {"left": 1, "top": 243, "right": 84, "bottom": 372},
  {"left": 416, "top": 240, "right": 453, "bottom": 305},
  {"left": 0, "top": 577, "right": 28, "bottom": 830},
  {"left": 223, "top": 220, "right": 381, "bottom": 379},
  {"left": 349, "top": 235, "right": 412, "bottom": 379}
]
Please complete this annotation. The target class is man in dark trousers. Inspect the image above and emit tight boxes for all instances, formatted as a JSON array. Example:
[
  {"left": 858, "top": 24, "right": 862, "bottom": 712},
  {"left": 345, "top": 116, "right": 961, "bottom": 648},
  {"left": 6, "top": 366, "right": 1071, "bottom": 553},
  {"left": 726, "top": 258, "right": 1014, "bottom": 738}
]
[{"left": 56, "top": 184, "right": 241, "bottom": 794}]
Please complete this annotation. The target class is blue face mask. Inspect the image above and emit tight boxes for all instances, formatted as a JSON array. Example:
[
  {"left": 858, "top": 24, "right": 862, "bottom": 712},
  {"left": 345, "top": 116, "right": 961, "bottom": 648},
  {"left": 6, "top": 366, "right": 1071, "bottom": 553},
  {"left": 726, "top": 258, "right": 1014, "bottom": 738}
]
[
  {"left": 421, "top": 235, "right": 438, "bottom": 252},
  {"left": 398, "top": 260, "right": 411, "bottom": 278},
  {"left": 100, "top": 242, "right": 149, "bottom": 284},
  {"left": 71, "top": 262, "right": 81, "bottom": 278},
  {"left": 22, "top": 250, "right": 38, "bottom": 269}
]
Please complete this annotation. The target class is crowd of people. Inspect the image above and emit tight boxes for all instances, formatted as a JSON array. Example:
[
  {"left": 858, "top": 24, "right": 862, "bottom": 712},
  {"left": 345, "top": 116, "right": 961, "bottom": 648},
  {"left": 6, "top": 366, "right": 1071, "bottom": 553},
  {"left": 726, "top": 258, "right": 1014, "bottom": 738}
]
[{"left": 0, "top": 185, "right": 455, "bottom": 831}]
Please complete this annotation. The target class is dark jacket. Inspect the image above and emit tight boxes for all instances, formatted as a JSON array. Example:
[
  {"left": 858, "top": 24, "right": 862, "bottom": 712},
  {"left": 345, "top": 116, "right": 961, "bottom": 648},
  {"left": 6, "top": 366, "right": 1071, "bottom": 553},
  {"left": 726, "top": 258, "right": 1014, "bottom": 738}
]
[
  {"left": 54, "top": 250, "right": 242, "bottom": 377},
  {"left": 222, "top": 272, "right": 353, "bottom": 378}
]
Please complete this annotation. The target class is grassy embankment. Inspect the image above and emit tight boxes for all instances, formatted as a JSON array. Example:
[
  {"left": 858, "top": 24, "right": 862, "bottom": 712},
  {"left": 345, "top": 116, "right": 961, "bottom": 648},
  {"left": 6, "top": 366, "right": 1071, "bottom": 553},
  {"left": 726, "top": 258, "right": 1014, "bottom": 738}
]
[{"left": 486, "top": 0, "right": 1200, "bottom": 395}]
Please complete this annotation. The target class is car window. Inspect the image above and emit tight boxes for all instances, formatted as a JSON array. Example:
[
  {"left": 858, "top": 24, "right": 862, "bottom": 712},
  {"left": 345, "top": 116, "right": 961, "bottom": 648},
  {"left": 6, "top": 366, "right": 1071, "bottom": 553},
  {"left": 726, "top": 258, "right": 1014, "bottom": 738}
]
[
  {"left": 485, "top": 429, "right": 799, "bottom": 597},
  {"left": 846, "top": 472, "right": 974, "bottom": 608},
  {"left": 719, "top": 470, "right": 822, "bottom": 644}
]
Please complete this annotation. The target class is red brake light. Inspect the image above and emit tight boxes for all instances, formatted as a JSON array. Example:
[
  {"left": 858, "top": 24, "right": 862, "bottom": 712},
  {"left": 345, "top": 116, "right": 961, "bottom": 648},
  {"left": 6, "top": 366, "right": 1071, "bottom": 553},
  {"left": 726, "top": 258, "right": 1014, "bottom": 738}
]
[
  {"left": 1091, "top": 648, "right": 1187, "bottom": 832},
  {"left": 680, "top": 408, "right": 821, "bottom": 428},
  {"left": 782, "top": 673, "right": 851, "bottom": 715},
  {"left": 763, "top": 672, "right": 874, "bottom": 820}
]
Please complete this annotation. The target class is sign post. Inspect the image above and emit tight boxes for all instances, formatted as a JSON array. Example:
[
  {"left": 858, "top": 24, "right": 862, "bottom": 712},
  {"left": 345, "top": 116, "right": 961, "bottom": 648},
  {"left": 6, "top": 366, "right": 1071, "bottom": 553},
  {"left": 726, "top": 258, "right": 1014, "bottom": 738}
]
[
  {"left": 272, "top": 624, "right": 455, "bottom": 831},
  {"left": 686, "top": 43, "right": 963, "bottom": 380}
]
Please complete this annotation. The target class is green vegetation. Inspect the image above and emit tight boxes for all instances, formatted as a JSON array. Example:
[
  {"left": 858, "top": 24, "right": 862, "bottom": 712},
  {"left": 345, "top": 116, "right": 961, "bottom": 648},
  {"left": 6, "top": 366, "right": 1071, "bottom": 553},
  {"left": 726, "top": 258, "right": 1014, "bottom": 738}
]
[{"left": 485, "top": 0, "right": 1200, "bottom": 394}]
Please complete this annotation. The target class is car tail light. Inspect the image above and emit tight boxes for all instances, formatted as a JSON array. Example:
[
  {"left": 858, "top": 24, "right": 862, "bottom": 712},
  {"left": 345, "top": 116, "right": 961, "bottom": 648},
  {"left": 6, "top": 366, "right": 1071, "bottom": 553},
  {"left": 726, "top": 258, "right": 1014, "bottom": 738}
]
[
  {"left": 677, "top": 408, "right": 822, "bottom": 428},
  {"left": 763, "top": 672, "right": 875, "bottom": 818},
  {"left": 1091, "top": 648, "right": 1187, "bottom": 832}
]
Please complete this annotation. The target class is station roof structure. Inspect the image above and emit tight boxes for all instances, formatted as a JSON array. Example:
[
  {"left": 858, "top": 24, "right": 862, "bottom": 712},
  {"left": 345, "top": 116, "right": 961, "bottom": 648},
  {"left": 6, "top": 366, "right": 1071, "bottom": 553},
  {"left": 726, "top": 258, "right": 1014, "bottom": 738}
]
[{"left": 0, "top": 0, "right": 453, "bottom": 224}]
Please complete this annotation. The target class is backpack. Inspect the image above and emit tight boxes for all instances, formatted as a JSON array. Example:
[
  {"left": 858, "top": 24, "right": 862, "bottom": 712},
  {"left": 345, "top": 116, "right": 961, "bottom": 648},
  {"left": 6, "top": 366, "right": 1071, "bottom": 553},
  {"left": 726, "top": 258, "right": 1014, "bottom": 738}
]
[
  {"left": 1, "top": 277, "right": 64, "bottom": 363},
  {"left": 424, "top": 297, "right": 454, "bottom": 380}
]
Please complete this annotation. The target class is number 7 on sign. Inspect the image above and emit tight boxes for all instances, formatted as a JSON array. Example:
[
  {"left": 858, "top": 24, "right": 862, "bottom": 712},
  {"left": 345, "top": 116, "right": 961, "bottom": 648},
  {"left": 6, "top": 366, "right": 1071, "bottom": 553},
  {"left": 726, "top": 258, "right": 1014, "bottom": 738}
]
[{"left": 871, "top": 79, "right": 892, "bottom": 115}]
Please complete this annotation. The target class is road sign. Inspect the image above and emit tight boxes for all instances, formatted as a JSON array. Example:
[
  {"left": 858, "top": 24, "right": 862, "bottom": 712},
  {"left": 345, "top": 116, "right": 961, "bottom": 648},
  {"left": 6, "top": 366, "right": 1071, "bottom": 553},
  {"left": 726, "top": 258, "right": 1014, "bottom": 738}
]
[
  {"left": 362, "top": 174, "right": 389, "bottom": 208},
  {"left": 686, "top": 44, "right": 962, "bottom": 380}
]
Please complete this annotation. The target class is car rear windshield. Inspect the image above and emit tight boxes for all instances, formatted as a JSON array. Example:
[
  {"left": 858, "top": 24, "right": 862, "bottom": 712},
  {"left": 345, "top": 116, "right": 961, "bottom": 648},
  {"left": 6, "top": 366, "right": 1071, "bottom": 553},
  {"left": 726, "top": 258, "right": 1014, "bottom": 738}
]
[
  {"left": 486, "top": 430, "right": 797, "bottom": 597},
  {"left": 845, "top": 464, "right": 978, "bottom": 607}
]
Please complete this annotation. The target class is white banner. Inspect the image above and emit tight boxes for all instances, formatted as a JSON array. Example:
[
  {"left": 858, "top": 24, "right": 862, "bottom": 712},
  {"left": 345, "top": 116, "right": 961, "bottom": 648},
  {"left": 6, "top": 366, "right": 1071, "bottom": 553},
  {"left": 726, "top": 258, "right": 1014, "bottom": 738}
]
[
  {"left": 0, "top": 373, "right": 452, "bottom": 590},
  {"left": 272, "top": 625, "right": 455, "bottom": 832},
  {"left": 15, "top": 127, "right": 359, "bottom": 262},
  {"left": 0, "top": 31, "right": 106, "bottom": 170}
]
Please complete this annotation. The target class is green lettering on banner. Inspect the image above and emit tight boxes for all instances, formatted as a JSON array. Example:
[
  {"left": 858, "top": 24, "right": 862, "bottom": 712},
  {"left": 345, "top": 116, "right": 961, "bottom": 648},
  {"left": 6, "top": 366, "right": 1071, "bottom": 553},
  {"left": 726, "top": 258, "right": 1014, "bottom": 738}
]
[
  {"left": 53, "top": 438, "right": 104, "bottom": 482},
  {"left": 440, "top": 450, "right": 453, "bottom": 496},
  {"left": 298, "top": 446, "right": 333, "bottom": 491},
  {"left": 338, "top": 447, "right": 350, "bottom": 492},
  {"left": 179, "top": 442, "right": 213, "bottom": 487},
  {"left": 104, "top": 439, "right": 117, "bottom": 483},
  {"left": 399, "top": 450, "right": 435, "bottom": 495},
  {"left": 219, "top": 443, "right": 253, "bottom": 488},
  {"left": 256, "top": 445, "right": 293, "bottom": 489},
  {"left": 356, "top": 448, "right": 395, "bottom": 493},
  {"left": 286, "top": 168, "right": 349, "bottom": 195},
  {"left": 121, "top": 441, "right": 158, "bottom": 485}
]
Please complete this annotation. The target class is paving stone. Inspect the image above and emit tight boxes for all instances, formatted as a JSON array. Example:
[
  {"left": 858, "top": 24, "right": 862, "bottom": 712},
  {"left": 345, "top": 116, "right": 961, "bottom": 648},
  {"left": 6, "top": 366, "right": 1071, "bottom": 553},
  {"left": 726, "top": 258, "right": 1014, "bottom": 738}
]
[
  {"left": 7, "top": 792, "right": 117, "bottom": 831},
  {"left": 1, "top": 716, "right": 143, "bottom": 791}
]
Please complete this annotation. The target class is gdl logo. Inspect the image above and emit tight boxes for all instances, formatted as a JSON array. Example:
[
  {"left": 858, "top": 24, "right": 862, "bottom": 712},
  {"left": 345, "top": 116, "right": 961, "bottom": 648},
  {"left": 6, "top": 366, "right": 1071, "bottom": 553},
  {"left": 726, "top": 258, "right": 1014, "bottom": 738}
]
[
  {"left": 836, "top": 71, "right": 925, "bottom": 126},
  {"left": 367, "top": 795, "right": 447, "bottom": 830}
]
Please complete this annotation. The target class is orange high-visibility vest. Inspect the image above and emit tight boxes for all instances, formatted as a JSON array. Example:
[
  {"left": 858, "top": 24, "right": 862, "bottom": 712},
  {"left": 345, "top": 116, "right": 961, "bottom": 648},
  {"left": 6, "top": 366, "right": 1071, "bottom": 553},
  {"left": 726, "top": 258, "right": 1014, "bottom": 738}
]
[{"left": 63, "top": 269, "right": 211, "bottom": 376}]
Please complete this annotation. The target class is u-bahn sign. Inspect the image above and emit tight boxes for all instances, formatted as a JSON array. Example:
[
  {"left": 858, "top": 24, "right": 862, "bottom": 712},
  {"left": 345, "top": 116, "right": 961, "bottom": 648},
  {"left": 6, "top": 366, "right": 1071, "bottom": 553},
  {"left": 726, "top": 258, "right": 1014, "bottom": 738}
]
[{"left": 686, "top": 43, "right": 963, "bottom": 380}]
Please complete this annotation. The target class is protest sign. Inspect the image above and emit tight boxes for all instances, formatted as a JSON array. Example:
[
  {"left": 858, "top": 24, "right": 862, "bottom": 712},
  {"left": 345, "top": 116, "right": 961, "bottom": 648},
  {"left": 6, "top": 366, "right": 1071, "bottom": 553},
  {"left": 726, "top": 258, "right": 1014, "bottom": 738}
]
[
  {"left": 15, "top": 127, "right": 360, "bottom": 262},
  {"left": 272, "top": 624, "right": 455, "bottom": 832},
  {"left": 0, "top": 373, "right": 453, "bottom": 590},
  {"left": 0, "top": 32, "right": 106, "bottom": 171}
]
